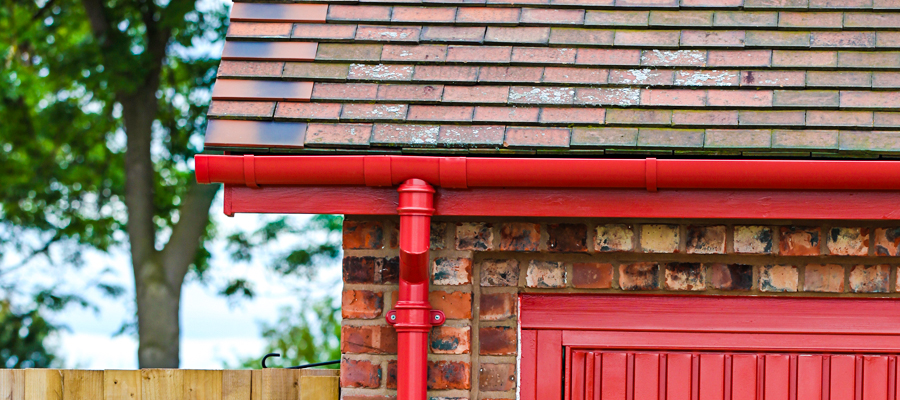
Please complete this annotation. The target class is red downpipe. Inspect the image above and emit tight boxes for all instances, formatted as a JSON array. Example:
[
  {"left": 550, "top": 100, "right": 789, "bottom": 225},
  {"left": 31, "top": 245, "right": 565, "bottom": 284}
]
[
  {"left": 386, "top": 179, "right": 444, "bottom": 400},
  {"left": 195, "top": 154, "right": 900, "bottom": 191}
]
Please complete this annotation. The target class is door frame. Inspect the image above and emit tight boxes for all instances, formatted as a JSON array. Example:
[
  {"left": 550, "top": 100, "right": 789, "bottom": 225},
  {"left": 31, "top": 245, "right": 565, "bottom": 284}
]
[{"left": 518, "top": 294, "right": 900, "bottom": 400}]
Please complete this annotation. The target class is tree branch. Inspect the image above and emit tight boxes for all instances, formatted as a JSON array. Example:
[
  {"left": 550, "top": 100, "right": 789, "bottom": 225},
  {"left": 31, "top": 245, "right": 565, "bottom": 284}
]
[
  {"left": 79, "top": 0, "right": 109, "bottom": 43},
  {"left": 161, "top": 182, "right": 219, "bottom": 287}
]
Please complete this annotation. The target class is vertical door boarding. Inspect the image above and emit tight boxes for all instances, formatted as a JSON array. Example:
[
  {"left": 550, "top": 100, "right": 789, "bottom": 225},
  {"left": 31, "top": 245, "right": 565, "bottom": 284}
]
[{"left": 519, "top": 295, "right": 900, "bottom": 400}]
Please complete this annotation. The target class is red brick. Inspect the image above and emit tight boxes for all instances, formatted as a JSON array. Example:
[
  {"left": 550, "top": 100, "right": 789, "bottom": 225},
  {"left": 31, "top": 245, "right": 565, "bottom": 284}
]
[
  {"left": 842, "top": 91, "right": 900, "bottom": 108},
  {"left": 341, "top": 358, "right": 381, "bottom": 389},
  {"left": 328, "top": 5, "right": 391, "bottom": 22},
  {"left": 759, "top": 265, "right": 798, "bottom": 293},
  {"left": 616, "top": 0, "right": 678, "bottom": 7},
  {"left": 217, "top": 61, "right": 284, "bottom": 78},
  {"left": 804, "top": 264, "right": 845, "bottom": 293},
  {"left": 291, "top": 23, "right": 357, "bottom": 40},
  {"left": 849, "top": 265, "right": 890, "bottom": 293},
  {"left": 511, "top": 47, "right": 577, "bottom": 64},
  {"left": 447, "top": 45, "right": 512, "bottom": 63},
  {"left": 276, "top": 102, "right": 342, "bottom": 120},
  {"left": 543, "top": 67, "right": 608, "bottom": 84},
  {"left": 371, "top": 123, "right": 440, "bottom": 146},
  {"left": 811, "top": 32, "right": 876, "bottom": 48},
  {"left": 317, "top": 43, "right": 384, "bottom": 62},
  {"left": 509, "top": 86, "right": 575, "bottom": 104},
  {"left": 683, "top": 0, "right": 742, "bottom": 5},
  {"left": 575, "top": 88, "right": 641, "bottom": 106},
  {"left": 686, "top": 226, "right": 726, "bottom": 255},
  {"left": 845, "top": 12, "right": 900, "bottom": 28},
  {"left": 480, "top": 363, "right": 516, "bottom": 392},
  {"left": 480, "top": 259, "right": 520, "bottom": 286},
  {"left": 606, "top": 109, "right": 672, "bottom": 125},
  {"left": 430, "top": 326, "right": 471, "bottom": 354},
  {"left": 775, "top": 51, "right": 838, "bottom": 68},
  {"left": 344, "top": 221, "right": 384, "bottom": 249},
  {"left": 547, "top": 223, "right": 587, "bottom": 252},
  {"left": 348, "top": 64, "right": 413, "bottom": 81},
  {"left": 209, "top": 101, "right": 276, "bottom": 119},
  {"left": 873, "top": 72, "right": 900, "bottom": 88},
  {"left": 342, "top": 325, "right": 397, "bottom": 354},
  {"left": 407, "top": 105, "right": 474, "bottom": 122},
  {"left": 504, "top": 127, "right": 570, "bottom": 147},
  {"left": 739, "top": 111, "right": 806, "bottom": 126},
  {"left": 540, "top": 108, "right": 606, "bottom": 124},
  {"left": 619, "top": 262, "right": 659, "bottom": 290},
  {"left": 498, "top": 222, "right": 540, "bottom": 251},
  {"left": 341, "top": 103, "right": 408, "bottom": 121},
  {"left": 773, "top": 90, "right": 839, "bottom": 107},
  {"left": 457, "top": 222, "right": 493, "bottom": 251},
  {"left": 420, "top": 26, "right": 486, "bottom": 43},
  {"left": 741, "top": 70, "right": 807, "bottom": 87},
  {"left": 594, "top": 224, "right": 635, "bottom": 251},
  {"left": 614, "top": 30, "right": 680, "bottom": 47},
  {"left": 708, "top": 50, "right": 771, "bottom": 67},
  {"left": 640, "top": 89, "right": 707, "bottom": 107},
  {"left": 283, "top": 62, "right": 350, "bottom": 80},
  {"left": 526, "top": 260, "right": 566, "bottom": 287},
  {"left": 377, "top": 84, "right": 443, "bottom": 101},
  {"left": 521, "top": 8, "right": 584, "bottom": 24},
  {"left": 779, "top": 12, "right": 843, "bottom": 28},
  {"left": 342, "top": 290, "right": 384, "bottom": 319},
  {"left": 714, "top": 11, "right": 778, "bottom": 27},
  {"left": 780, "top": 226, "right": 821, "bottom": 256},
  {"left": 578, "top": 49, "right": 642, "bottom": 66},
  {"left": 442, "top": 85, "right": 509, "bottom": 103},
  {"left": 305, "top": 123, "right": 373, "bottom": 146},
  {"left": 427, "top": 361, "right": 471, "bottom": 390},
  {"left": 827, "top": 227, "right": 869, "bottom": 256},
  {"left": 681, "top": 30, "right": 746, "bottom": 47},
  {"left": 674, "top": 70, "right": 740, "bottom": 86},
  {"left": 649, "top": 10, "right": 713, "bottom": 26},
  {"left": 572, "top": 263, "right": 614, "bottom": 289},
  {"left": 486, "top": 27, "right": 550, "bottom": 44},
  {"left": 475, "top": 107, "right": 541, "bottom": 123},
  {"left": 479, "top": 66, "right": 543, "bottom": 83},
  {"left": 413, "top": 65, "right": 478, "bottom": 82},
  {"left": 586, "top": 10, "right": 648, "bottom": 26},
  {"left": 312, "top": 83, "right": 378, "bottom": 100},
  {"left": 672, "top": 110, "right": 739, "bottom": 126},
  {"left": 838, "top": 51, "right": 900, "bottom": 69},
  {"left": 439, "top": 125, "right": 506, "bottom": 146},
  {"left": 456, "top": 7, "right": 521, "bottom": 24},
  {"left": 356, "top": 25, "right": 421, "bottom": 42},
  {"left": 227, "top": 22, "right": 292, "bottom": 38},
  {"left": 665, "top": 263, "right": 706, "bottom": 291},
  {"left": 707, "top": 90, "right": 772, "bottom": 107},
  {"left": 744, "top": 31, "right": 809, "bottom": 47},
  {"left": 480, "top": 292, "right": 517, "bottom": 321},
  {"left": 480, "top": 327, "right": 517, "bottom": 355},
  {"left": 708, "top": 264, "right": 753, "bottom": 291},
  {"left": 808, "top": 71, "right": 873, "bottom": 88},
  {"left": 806, "top": 111, "right": 873, "bottom": 127},
  {"left": 428, "top": 291, "right": 472, "bottom": 319},
  {"left": 609, "top": 69, "right": 674, "bottom": 85},
  {"left": 549, "top": 28, "right": 615, "bottom": 47},
  {"left": 641, "top": 50, "right": 707, "bottom": 67},
  {"left": 874, "top": 227, "right": 900, "bottom": 256},
  {"left": 381, "top": 44, "right": 447, "bottom": 62},
  {"left": 391, "top": 6, "right": 457, "bottom": 23}
]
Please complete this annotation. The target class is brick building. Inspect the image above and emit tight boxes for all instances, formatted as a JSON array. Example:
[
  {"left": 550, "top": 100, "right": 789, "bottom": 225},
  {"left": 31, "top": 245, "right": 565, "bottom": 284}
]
[{"left": 198, "top": 0, "right": 900, "bottom": 399}]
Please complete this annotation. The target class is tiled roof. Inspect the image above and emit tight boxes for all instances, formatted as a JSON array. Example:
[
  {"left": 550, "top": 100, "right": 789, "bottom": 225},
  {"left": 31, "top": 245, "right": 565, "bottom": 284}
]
[{"left": 206, "top": 0, "right": 900, "bottom": 157}]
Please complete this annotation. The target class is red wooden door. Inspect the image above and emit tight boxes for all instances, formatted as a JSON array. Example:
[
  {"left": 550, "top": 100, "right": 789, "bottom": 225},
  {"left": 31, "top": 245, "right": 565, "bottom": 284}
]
[
  {"left": 568, "top": 351, "right": 898, "bottom": 400},
  {"left": 519, "top": 295, "right": 900, "bottom": 400}
]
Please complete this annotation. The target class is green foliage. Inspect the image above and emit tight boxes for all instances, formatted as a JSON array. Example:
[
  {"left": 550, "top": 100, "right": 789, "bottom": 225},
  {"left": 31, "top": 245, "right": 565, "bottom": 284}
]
[
  {"left": 0, "top": 298, "right": 62, "bottom": 368},
  {"left": 235, "top": 296, "right": 341, "bottom": 369}
]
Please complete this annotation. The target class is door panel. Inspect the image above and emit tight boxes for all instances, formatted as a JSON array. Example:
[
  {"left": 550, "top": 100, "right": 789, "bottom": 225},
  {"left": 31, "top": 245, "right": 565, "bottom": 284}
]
[{"left": 569, "top": 351, "right": 898, "bottom": 400}]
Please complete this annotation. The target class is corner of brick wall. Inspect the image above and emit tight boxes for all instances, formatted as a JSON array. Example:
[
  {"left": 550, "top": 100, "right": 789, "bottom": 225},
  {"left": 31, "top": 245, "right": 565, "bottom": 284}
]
[{"left": 340, "top": 217, "right": 900, "bottom": 400}]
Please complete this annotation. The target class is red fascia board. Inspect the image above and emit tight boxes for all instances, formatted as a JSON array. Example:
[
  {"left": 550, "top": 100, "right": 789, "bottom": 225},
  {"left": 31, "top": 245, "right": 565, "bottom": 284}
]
[{"left": 197, "top": 154, "right": 900, "bottom": 191}]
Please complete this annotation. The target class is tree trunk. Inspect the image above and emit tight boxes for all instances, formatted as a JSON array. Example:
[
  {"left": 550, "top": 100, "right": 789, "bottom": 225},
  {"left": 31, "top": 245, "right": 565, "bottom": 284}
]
[{"left": 134, "top": 257, "right": 182, "bottom": 368}]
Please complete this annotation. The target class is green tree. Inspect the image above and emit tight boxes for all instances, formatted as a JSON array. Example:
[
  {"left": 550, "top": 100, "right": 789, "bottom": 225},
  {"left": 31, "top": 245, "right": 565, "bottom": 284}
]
[
  {"left": 0, "top": 299, "right": 60, "bottom": 368},
  {"left": 0, "top": 0, "right": 227, "bottom": 367}
]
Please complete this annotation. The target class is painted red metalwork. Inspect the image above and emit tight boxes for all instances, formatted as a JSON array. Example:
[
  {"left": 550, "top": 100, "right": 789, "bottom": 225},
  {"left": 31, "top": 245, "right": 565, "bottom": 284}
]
[
  {"left": 197, "top": 154, "right": 900, "bottom": 191},
  {"left": 384, "top": 179, "right": 444, "bottom": 400},
  {"left": 519, "top": 295, "right": 900, "bottom": 400}
]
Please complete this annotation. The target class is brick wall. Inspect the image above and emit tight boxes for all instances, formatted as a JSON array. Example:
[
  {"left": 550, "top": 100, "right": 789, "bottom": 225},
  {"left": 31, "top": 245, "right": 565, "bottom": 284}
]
[{"left": 339, "top": 217, "right": 900, "bottom": 400}]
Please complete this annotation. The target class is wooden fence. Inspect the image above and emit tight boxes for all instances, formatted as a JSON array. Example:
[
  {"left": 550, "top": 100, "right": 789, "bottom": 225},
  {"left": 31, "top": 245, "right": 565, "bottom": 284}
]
[{"left": 0, "top": 368, "right": 339, "bottom": 400}]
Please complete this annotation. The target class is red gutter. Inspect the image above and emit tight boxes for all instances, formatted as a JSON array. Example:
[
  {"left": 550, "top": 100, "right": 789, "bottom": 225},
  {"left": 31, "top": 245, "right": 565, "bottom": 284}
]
[
  {"left": 195, "top": 154, "right": 900, "bottom": 400},
  {"left": 196, "top": 154, "right": 900, "bottom": 191}
]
